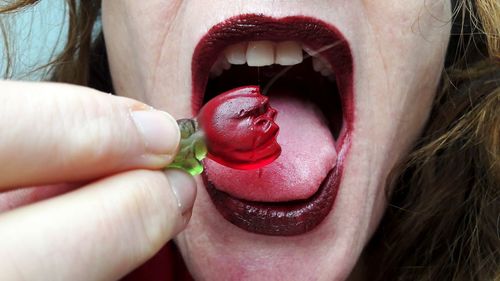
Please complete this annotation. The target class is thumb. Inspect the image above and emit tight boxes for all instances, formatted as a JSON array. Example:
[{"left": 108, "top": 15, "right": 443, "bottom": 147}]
[
  {"left": 0, "top": 169, "right": 196, "bottom": 281},
  {"left": 164, "top": 169, "right": 197, "bottom": 223}
]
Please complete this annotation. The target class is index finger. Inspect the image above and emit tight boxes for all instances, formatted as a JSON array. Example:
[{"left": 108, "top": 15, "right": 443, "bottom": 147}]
[{"left": 0, "top": 81, "right": 180, "bottom": 189}]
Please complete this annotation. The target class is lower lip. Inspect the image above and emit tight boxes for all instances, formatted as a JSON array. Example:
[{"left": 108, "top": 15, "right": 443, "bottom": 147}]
[
  {"left": 192, "top": 14, "right": 354, "bottom": 236},
  {"left": 203, "top": 138, "right": 349, "bottom": 236}
]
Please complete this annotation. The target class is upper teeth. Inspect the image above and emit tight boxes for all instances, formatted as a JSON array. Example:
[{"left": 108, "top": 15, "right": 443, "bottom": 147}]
[
  {"left": 224, "top": 43, "right": 247, "bottom": 65},
  {"left": 210, "top": 41, "right": 333, "bottom": 78},
  {"left": 312, "top": 55, "right": 333, "bottom": 77},
  {"left": 247, "top": 41, "right": 275, "bottom": 67},
  {"left": 275, "top": 41, "right": 303, "bottom": 66}
]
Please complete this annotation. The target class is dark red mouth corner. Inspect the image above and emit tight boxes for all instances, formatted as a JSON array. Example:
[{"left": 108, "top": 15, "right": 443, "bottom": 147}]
[{"left": 192, "top": 14, "right": 354, "bottom": 236}]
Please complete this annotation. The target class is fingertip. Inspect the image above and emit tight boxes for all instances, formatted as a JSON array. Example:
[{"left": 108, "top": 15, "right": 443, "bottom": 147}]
[{"left": 130, "top": 109, "right": 180, "bottom": 157}]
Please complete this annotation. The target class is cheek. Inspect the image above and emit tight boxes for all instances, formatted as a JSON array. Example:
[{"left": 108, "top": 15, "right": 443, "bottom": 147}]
[
  {"left": 101, "top": 1, "right": 185, "bottom": 103},
  {"left": 360, "top": 0, "right": 451, "bottom": 131},
  {"left": 363, "top": 0, "right": 451, "bottom": 77}
]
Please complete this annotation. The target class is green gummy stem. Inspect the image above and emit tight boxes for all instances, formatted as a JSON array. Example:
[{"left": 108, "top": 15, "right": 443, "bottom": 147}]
[{"left": 167, "top": 119, "right": 207, "bottom": 176}]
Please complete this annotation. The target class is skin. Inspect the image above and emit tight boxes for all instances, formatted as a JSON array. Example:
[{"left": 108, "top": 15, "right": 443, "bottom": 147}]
[
  {"left": 0, "top": 81, "right": 196, "bottom": 280},
  {"left": 101, "top": 0, "right": 451, "bottom": 280}
]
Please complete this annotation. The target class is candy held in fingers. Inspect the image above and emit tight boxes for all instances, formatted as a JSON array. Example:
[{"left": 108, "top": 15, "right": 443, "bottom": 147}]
[
  {"left": 168, "top": 119, "right": 207, "bottom": 175},
  {"left": 168, "top": 86, "right": 281, "bottom": 175},
  {"left": 198, "top": 86, "right": 281, "bottom": 169}
]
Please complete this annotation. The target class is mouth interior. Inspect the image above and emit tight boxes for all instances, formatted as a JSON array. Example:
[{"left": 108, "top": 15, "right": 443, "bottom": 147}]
[
  {"left": 203, "top": 51, "right": 344, "bottom": 202},
  {"left": 204, "top": 54, "right": 343, "bottom": 140}
]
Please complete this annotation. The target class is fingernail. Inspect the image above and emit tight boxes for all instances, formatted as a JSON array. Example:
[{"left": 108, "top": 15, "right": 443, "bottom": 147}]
[
  {"left": 165, "top": 169, "right": 197, "bottom": 215},
  {"left": 131, "top": 110, "right": 180, "bottom": 155}
]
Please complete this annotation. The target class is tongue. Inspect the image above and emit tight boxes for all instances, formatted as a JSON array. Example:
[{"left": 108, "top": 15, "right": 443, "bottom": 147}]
[{"left": 204, "top": 89, "right": 337, "bottom": 202}]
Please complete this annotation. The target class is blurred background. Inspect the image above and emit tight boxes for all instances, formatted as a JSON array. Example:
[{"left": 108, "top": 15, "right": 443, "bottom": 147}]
[{"left": 1, "top": 0, "right": 68, "bottom": 80}]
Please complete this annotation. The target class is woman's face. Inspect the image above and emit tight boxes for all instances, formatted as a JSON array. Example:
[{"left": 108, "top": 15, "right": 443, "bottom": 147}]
[{"left": 102, "top": 1, "right": 451, "bottom": 280}]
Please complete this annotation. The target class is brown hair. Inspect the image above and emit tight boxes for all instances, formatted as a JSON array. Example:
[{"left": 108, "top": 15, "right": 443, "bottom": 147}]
[
  {"left": 364, "top": 1, "right": 500, "bottom": 280},
  {"left": 1, "top": 1, "right": 499, "bottom": 280}
]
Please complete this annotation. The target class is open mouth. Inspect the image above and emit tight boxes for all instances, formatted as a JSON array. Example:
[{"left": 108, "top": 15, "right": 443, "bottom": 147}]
[{"left": 192, "top": 14, "right": 354, "bottom": 236}]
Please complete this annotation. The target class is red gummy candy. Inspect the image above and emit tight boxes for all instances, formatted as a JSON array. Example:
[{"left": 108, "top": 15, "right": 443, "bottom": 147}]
[{"left": 197, "top": 86, "right": 281, "bottom": 169}]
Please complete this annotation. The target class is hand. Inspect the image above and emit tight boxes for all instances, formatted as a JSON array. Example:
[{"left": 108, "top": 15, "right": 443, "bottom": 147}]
[{"left": 0, "top": 81, "right": 196, "bottom": 280}]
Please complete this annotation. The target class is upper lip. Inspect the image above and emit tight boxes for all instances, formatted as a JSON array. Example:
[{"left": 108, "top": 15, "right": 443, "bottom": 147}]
[
  {"left": 192, "top": 14, "right": 354, "bottom": 236},
  {"left": 191, "top": 14, "right": 354, "bottom": 122}
]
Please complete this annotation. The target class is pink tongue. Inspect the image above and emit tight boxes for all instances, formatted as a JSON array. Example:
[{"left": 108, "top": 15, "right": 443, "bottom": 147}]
[{"left": 204, "top": 91, "right": 337, "bottom": 202}]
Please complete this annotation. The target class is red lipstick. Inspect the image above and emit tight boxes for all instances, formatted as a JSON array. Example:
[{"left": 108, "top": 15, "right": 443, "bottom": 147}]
[{"left": 192, "top": 14, "right": 354, "bottom": 236}]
